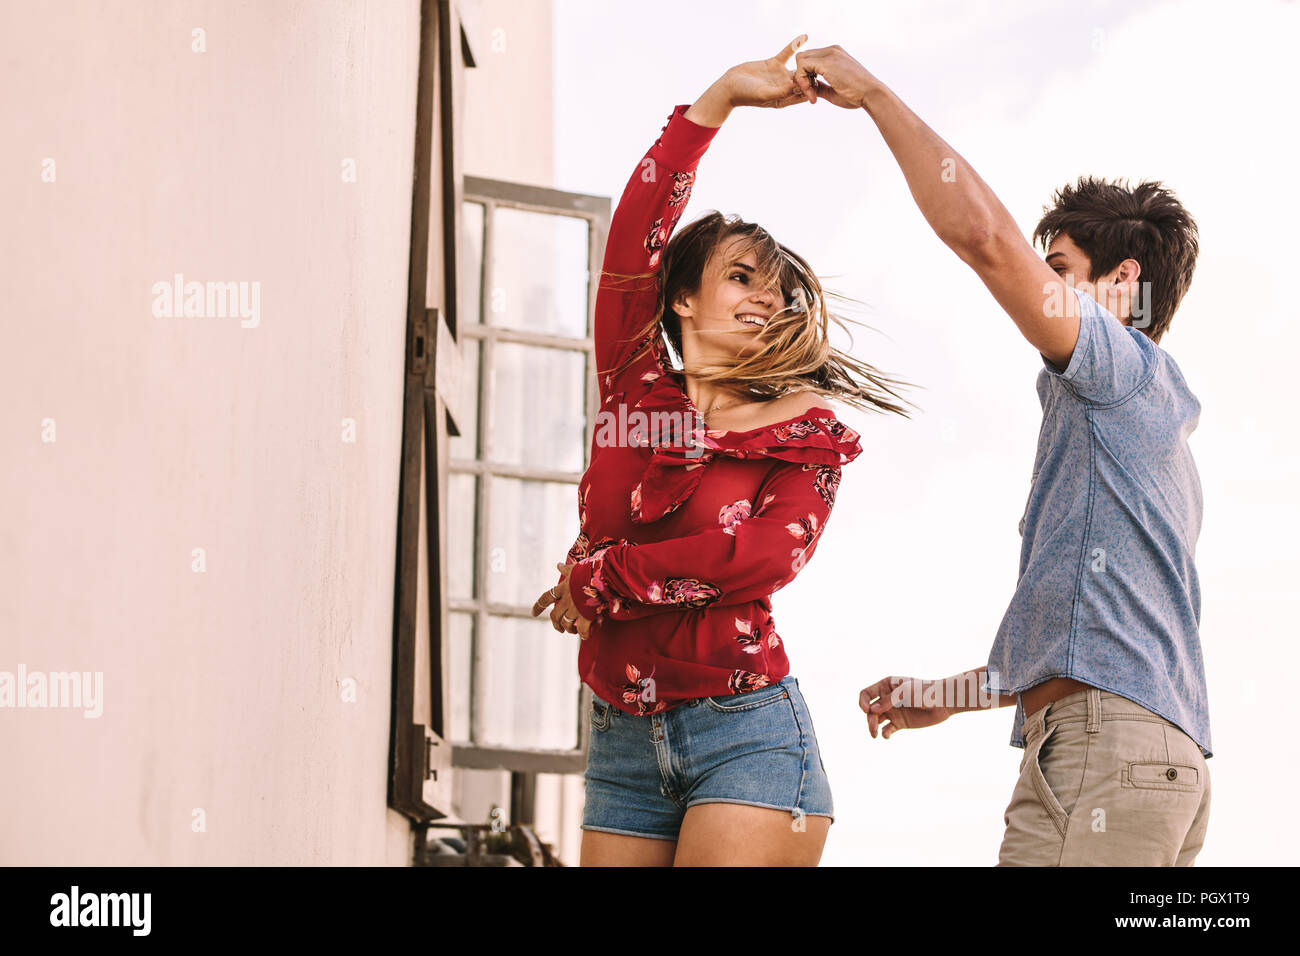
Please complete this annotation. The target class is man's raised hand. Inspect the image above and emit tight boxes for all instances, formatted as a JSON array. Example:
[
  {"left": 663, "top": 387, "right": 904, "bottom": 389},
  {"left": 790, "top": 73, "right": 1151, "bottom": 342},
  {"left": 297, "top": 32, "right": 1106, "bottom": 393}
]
[{"left": 794, "top": 44, "right": 877, "bottom": 109}]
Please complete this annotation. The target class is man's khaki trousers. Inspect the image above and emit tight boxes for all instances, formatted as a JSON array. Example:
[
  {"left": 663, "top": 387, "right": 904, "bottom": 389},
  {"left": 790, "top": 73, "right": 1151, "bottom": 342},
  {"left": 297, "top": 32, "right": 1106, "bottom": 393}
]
[{"left": 998, "top": 688, "right": 1211, "bottom": 866}]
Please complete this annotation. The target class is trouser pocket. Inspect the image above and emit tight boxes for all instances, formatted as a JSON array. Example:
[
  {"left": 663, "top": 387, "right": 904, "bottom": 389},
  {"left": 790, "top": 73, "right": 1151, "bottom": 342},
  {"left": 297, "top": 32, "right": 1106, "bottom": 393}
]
[
  {"left": 590, "top": 695, "right": 613, "bottom": 733},
  {"left": 1124, "top": 761, "right": 1201, "bottom": 792},
  {"left": 1026, "top": 722, "right": 1071, "bottom": 838}
]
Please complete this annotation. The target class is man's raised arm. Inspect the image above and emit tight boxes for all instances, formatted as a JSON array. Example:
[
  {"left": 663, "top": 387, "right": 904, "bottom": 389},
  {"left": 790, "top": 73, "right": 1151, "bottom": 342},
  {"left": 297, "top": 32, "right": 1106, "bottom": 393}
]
[{"left": 794, "top": 45, "right": 1080, "bottom": 369}]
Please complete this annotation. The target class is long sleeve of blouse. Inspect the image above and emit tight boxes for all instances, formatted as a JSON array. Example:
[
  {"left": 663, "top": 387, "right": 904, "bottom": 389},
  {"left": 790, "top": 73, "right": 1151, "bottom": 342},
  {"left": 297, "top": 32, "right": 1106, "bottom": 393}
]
[
  {"left": 557, "top": 104, "right": 862, "bottom": 711},
  {"left": 568, "top": 447, "right": 844, "bottom": 619}
]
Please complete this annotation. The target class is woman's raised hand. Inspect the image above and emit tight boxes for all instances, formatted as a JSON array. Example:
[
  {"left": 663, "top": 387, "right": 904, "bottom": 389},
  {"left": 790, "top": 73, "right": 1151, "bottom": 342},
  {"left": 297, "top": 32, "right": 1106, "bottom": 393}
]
[{"left": 723, "top": 34, "right": 813, "bottom": 109}]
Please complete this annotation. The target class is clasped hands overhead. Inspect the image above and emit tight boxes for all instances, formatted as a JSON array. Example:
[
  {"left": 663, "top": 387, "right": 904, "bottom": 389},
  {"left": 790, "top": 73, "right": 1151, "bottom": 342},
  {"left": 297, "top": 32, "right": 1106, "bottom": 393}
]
[{"left": 721, "top": 34, "right": 879, "bottom": 112}]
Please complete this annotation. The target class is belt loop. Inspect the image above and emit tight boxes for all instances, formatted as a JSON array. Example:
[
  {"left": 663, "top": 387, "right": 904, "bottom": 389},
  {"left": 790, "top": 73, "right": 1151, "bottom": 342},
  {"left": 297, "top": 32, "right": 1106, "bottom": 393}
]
[
  {"left": 1024, "top": 699, "right": 1046, "bottom": 746},
  {"left": 1085, "top": 687, "right": 1102, "bottom": 734}
]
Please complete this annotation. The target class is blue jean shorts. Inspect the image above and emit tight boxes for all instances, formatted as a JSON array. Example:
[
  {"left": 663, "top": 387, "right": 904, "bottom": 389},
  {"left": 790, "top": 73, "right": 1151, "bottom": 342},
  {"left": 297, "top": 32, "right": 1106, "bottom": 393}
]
[{"left": 581, "top": 675, "right": 834, "bottom": 841}]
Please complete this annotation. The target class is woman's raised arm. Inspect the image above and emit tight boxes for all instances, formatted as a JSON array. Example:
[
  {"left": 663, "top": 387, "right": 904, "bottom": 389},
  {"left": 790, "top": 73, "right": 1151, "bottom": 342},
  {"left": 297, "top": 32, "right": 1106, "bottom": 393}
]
[
  {"left": 592, "top": 106, "right": 719, "bottom": 395},
  {"left": 593, "top": 37, "right": 811, "bottom": 400}
]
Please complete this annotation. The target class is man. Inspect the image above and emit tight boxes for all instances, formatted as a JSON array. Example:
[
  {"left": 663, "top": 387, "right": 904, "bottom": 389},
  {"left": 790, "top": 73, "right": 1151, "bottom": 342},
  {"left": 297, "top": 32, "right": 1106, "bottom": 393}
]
[{"left": 793, "top": 46, "right": 1211, "bottom": 865}]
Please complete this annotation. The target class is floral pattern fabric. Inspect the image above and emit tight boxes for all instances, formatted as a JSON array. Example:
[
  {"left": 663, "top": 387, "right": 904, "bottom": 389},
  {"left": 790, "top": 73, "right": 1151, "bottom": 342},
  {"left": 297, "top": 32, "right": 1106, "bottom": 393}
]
[{"left": 562, "top": 105, "right": 863, "bottom": 716}]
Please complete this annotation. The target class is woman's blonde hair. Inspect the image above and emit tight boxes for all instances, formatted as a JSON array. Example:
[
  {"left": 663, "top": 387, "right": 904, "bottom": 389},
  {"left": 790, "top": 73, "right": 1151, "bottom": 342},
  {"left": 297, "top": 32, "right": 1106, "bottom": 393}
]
[{"left": 606, "top": 211, "right": 912, "bottom": 417}]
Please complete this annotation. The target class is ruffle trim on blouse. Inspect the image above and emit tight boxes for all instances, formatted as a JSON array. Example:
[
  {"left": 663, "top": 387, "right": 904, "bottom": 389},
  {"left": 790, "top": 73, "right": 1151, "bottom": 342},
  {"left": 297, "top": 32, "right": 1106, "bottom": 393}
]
[{"left": 626, "top": 360, "right": 864, "bottom": 524}]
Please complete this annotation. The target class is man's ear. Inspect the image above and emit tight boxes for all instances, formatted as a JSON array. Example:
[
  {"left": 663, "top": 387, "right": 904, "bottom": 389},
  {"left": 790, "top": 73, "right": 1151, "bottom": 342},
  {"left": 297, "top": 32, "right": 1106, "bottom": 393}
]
[
  {"left": 1114, "top": 257, "right": 1141, "bottom": 286},
  {"left": 1102, "top": 258, "right": 1142, "bottom": 327}
]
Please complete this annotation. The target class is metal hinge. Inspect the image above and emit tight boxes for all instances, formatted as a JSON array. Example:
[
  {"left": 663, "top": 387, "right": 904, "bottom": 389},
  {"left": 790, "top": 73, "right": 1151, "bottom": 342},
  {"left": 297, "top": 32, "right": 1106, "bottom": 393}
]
[
  {"left": 425, "top": 735, "right": 439, "bottom": 781},
  {"left": 408, "top": 308, "right": 429, "bottom": 377}
]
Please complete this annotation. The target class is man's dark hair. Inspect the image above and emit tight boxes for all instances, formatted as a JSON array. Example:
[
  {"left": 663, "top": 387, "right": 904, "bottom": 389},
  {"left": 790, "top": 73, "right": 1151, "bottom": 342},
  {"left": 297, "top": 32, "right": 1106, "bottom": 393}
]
[{"left": 1033, "top": 176, "right": 1199, "bottom": 343}]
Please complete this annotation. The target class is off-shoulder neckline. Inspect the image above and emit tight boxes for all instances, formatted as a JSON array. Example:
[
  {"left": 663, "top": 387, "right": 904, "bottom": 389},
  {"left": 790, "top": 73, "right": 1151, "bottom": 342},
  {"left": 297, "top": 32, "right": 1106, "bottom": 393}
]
[
  {"left": 667, "top": 371, "right": 835, "bottom": 436},
  {"left": 705, "top": 406, "right": 839, "bottom": 436},
  {"left": 683, "top": 394, "right": 839, "bottom": 436}
]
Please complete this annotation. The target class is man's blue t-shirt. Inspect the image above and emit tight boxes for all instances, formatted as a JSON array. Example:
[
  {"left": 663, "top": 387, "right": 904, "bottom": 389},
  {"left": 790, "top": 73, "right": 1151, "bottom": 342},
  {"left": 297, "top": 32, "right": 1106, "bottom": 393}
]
[{"left": 984, "top": 287, "right": 1211, "bottom": 757}]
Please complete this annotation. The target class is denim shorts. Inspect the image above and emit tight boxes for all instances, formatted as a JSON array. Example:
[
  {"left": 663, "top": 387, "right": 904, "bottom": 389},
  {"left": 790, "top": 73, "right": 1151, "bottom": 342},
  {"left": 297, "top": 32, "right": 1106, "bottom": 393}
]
[{"left": 581, "top": 675, "right": 834, "bottom": 841}]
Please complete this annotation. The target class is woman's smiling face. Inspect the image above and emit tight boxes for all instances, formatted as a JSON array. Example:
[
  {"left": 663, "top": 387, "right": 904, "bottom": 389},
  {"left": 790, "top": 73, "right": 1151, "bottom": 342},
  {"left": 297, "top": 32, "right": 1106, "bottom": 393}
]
[{"left": 672, "top": 236, "right": 785, "bottom": 361}]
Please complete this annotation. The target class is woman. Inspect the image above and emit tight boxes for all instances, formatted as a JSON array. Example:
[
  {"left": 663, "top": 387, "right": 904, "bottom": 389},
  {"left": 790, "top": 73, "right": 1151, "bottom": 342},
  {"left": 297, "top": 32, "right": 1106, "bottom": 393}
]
[{"left": 531, "top": 36, "right": 909, "bottom": 866}]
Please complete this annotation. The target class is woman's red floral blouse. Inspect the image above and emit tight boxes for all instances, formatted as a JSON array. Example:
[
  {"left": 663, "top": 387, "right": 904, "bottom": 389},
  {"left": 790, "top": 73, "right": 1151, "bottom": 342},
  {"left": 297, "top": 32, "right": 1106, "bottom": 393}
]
[{"left": 563, "top": 104, "right": 863, "bottom": 715}]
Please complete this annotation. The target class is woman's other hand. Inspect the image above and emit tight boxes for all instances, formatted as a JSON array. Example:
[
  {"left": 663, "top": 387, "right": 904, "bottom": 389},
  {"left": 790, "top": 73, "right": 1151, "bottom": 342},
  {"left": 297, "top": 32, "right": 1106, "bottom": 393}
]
[{"left": 530, "top": 562, "right": 591, "bottom": 638}]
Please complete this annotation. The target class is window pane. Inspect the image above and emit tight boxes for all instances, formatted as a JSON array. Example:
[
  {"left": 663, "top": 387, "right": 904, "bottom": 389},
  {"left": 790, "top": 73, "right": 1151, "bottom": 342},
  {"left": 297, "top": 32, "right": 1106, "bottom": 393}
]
[
  {"left": 448, "top": 612, "right": 474, "bottom": 743},
  {"left": 447, "top": 473, "right": 476, "bottom": 600},
  {"left": 489, "top": 343, "right": 586, "bottom": 472},
  {"left": 449, "top": 338, "right": 480, "bottom": 461},
  {"left": 487, "top": 477, "right": 581, "bottom": 606},
  {"left": 460, "top": 201, "right": 485, "bottom": 326},
  {"left": 477, "top": 614, "right": 580, "bottom": 749},
  {"left": 489, "top": 207, "right": 589, "bottom": 338}
]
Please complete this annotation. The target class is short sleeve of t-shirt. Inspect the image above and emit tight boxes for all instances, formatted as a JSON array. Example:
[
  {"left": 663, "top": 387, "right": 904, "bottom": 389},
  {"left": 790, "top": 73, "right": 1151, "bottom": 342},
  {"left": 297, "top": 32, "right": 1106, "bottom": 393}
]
[{"left": 1044, "top": 287, "right": 1155, "bottom": 405}]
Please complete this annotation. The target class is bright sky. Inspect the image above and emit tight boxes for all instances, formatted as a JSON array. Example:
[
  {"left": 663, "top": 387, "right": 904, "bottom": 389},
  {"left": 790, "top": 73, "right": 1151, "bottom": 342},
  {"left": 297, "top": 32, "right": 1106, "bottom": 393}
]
[{"left": 554, "top": 0, "right": 1300, "bottom": 865}]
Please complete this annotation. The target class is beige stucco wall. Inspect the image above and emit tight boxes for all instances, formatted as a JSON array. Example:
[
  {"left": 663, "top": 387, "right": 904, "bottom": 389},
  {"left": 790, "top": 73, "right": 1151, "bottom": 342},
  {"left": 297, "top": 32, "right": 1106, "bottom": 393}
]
[
  {"left": 1, "top": 1, "right": 424, "bottom": 864},
  {"left": 461, "top": 0, "right": 554, "bottom": 187}
]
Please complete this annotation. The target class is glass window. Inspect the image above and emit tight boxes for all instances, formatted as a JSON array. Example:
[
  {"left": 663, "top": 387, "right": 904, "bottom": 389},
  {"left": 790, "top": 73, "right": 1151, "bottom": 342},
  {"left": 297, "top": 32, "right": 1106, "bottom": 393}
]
[
  {"left": 487, "top": 477, "right": 583, "bottom": 606},
  {"left": 477, "top": 614, "right": 580, "bottom": 749},
  {"left": 448, "top": 611, "right": 474, "bottom": 743},
  {"left": 489, "top": 208, "right": 589, "bottom": 338},
  {"left": 447, "top": 473, "right": 477, "bottom": 601},
  {"left": 489, "top": 343, "right": 586, "bottom": 472},
  {"left": 449, "top": 337, "right": 480, "bottom": 461},
  {"left": 447, "top": 181, "right": 606, "bottom": 766},
  {"left": 461, "top": 201, "right": 485, "bottom": 326}
]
